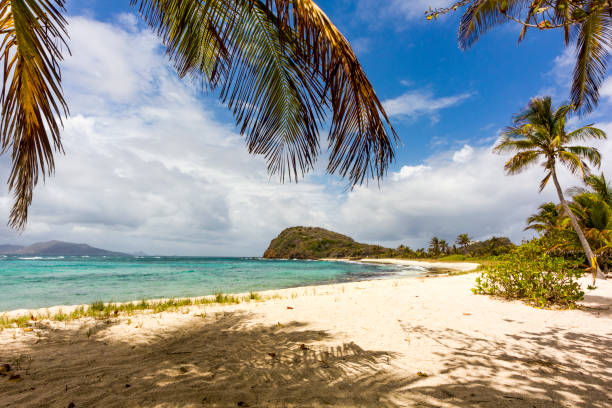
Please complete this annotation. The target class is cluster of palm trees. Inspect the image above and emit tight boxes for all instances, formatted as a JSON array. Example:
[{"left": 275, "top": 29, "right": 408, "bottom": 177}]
[
  {"left": 526, "top": 173, "right": 612, "bottom": 273},
  {"left": 427, "top": 234, "right": 472, "bottom": 256},
  {"left": 495, "top": 96, "right": 608, "bottom": 278}
]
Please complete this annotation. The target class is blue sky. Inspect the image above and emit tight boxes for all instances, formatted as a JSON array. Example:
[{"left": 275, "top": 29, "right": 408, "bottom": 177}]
[{"left": 0, "top": 1, "right": 611, "bottom": 255}]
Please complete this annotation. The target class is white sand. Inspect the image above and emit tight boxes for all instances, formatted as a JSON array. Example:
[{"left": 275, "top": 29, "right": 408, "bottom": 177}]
[{"left": 1, "top": 273, "right": 611, "bottom": 407}]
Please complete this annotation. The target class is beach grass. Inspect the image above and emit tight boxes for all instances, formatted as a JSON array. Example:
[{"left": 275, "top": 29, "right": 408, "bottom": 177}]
[{"left": 0, "top": 291, "right": 269, "bottom": 330}]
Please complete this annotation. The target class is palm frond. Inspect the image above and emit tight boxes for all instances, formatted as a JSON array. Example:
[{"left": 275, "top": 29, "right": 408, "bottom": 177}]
[
  {"left": 553, "top": 0, "right": 571, "bottom": 45},
  {"left": 525, "top": 201, "right": 562, "bottom": 231},
  {"left": 564, "top": 125, "right": 607, "bottom": 143},
  {"left": 571, "top": 5, "right": 612, "bottom": 114},
  {"left": 558, "top": 150, "right": 589, "bottom": 177},
  {"left": 458, "top": 0, "right": 526, "bottom": 50},
  {"left": 503, "top": 150, "right": 540, "bottom": 174},
  {"left": 493, "top": 133, "right": 538, "bottom": 153},
  {"left": 583, "top": 173, "right": 612, "bottom": 205},
  {"left": 130, "top": 0, "right": 231, "bottom": 88},
  {"left": 132, "top": 0, "right": 323, "bottom": 181},
  {"left": 539, "top": 170, "right": 552, "bottom": 192},
  {"left": 552, "top": 102, "right": 573, "bottom": 136},
  {"left": 564, "top": 145, "right": 601, "bottom": 168},
  {"left": 0, "top": 0, "right": 69, "bottom": 229},
  {"left": 266, "top": 0, "right": 398, "bottom": 184},
  {"left": 514, "top": 96, "right": 553, "bottom": 127},
  {"left": 133, "top": 0, "right": 397, "bottom": 186}
]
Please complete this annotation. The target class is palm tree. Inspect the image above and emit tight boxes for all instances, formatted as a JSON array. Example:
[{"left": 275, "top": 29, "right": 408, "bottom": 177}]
[
  {"left": 429, "top": 236, "right": 440, "bottom": 256},
  {"left": 569, "top": 174, "right": 612, "bottom": 273},
  {"left": 455, "top": 233, "right": 471, "bottom": 249},
  {"left": 439, "top": 239, "right": 449, "bottom": 255},
  {"left": 494, "top": 96, "right": 607, "bottom": 278},
  {"left": 525, "top": 202, "right": 563, "bottom": 234},
  {"left": 569, "top": 173, "right": 612, "bottom": 206},
  {"left": 426, "top": 0, "right": 612, "bottom": 114},
  {"left": 0, "top": 0, "right": 397, "bottom": 229}
]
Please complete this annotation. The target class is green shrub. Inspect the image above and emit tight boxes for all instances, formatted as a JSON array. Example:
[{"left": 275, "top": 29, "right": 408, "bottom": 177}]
[{"left": 473, "top": 240, "right": 584, "bottom": 307}]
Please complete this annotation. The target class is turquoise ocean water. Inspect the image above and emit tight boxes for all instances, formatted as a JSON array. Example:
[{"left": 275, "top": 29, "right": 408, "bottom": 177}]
[{"left": 0, "top": 256, "right": 425, "bottom": 312}]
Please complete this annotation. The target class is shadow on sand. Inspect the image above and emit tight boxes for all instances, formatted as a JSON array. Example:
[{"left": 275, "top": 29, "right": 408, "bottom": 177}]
[
  {"left": 399, "top": 322, "right": 612, "bottom": 408},
  {"left": 1, "top": 310, "right": 610, "bottom": 407},
  {"left": 1, "top": 312, "right": 410, "bottom": 407}
]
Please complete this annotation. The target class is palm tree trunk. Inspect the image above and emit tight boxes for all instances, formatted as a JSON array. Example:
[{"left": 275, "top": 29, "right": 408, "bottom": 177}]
[{"left": 551, "top": 167, "right": 605, "bottom": 280}]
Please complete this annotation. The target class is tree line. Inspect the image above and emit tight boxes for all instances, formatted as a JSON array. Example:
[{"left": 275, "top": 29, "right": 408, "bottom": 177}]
[{"left": 381, "top": 234, "right": 515, "bottom": 260}]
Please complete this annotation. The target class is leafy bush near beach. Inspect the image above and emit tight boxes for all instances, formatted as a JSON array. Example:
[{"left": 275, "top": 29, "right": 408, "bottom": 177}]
[
  {"left": 473, "top": 240, "right": 584, "bottom": 307},
  {"left": 462, "top": 237, "right": 515, "bottom": 257}
]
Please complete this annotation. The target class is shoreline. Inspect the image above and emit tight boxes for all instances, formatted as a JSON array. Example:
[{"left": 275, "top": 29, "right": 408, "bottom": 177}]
[
  {"left": 1, "top": 258, "right": 479, "bottom": 317},
  {"left": 326, "top": 257, "right": 481, "bottom": 273}
]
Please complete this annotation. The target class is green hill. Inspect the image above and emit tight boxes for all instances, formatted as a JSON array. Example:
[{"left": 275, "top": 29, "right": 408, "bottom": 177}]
[{"left": 262, "top": 226, "right": 389, "bottom": 259}]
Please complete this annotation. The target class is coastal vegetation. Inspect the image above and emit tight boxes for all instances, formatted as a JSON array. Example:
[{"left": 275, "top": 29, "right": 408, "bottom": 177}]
[
  {"left": 524, "top": 173, "right": 612, "bottom": 273},
  {"left": 0, "top": 291, "right": 265, "bottom": 330},
  {"left": 493, "top": 96, "right": 606, "bottom": 278},
  {"left": 0, "top": 0, "right": 396, "bottom": 230},
  {"left": 472, "top": 96, "right": 610, "bottom": 306},
  {"left": 474, "top": 239, "right": 585, "bottom": 307}
]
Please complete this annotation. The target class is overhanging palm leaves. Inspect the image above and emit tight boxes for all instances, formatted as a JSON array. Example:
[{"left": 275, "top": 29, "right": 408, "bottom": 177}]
[
  {"left": 426, "top": 0, "right": 612, "bottom": 114},
  {"left": 0, "top": 0, "right": 69, "bottom": 229},
  {"left": 1, "top": 0, "right": 397, "bottom": 229},
  {"left": 493, "top": 95, "right": 607, "bottom": 278}
]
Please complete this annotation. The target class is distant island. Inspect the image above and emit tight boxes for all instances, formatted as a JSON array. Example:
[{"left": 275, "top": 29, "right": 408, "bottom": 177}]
[
  {"left": 263, "top": 226, "right": 389, "bottom": 259},
  {"left": 263, "top": 226, "right": 515, "bottom": 260},
  {"left": 0, "top": 240, "right": 130, "bottom": 257}
]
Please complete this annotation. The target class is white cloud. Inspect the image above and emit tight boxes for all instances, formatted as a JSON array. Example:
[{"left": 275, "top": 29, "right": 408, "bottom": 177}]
[
  {"left": 452, "top": 145, "right": 474, "bottom": 163},
  {"left": 62, "top": 17, "right": 163, "bottom": 105},
  {"left": 338, "top": 145, "right": 581, "bottom": 248},
  {"left": 599, "top": 77, "right": 612, "bottom": 103},
  {"left": 382, "top": 89, "right": 472, "bottom": 121},
  {"left": 391, "top": 165, "right": 430, "bottom": 181},
  {"left": 548, "top": 47, "right": 576, "bottom": 93}
]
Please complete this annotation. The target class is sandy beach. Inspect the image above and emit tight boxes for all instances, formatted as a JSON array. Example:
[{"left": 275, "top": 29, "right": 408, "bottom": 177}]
[{"left": 1, "top": 267, "right": 611, "bottom": 407}]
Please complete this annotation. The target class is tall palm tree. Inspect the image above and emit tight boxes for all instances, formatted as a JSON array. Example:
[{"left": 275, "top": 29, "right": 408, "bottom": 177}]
[
  {"left": 426, "top": 0, "right": 612, "bottom": 114},
  {"left": 0, "top": 0, "right": 397, "bottom": 229},
  {"left": 439, "top": 239, "right": 449, "bottom": 255},
  {"left": 455, "top": 233, "right": 471, "bottom": 248},
  {"left": 494, "top": 96, "right": 607, "bottom": 278},
  {"left": 525, "top": 202, "right": 563, "bottom": 234},
  {"left": 429, "top": 236, "right": 440, "bottom": 256}
]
